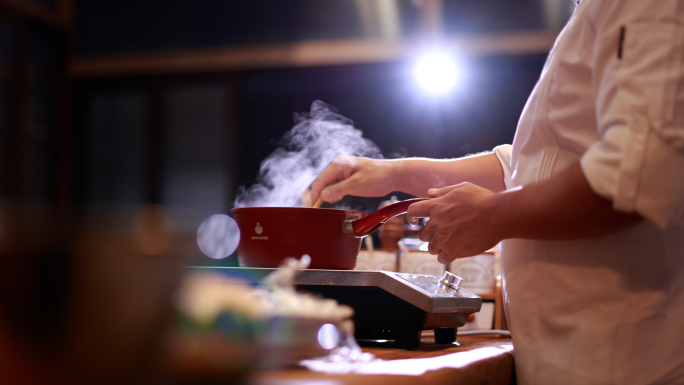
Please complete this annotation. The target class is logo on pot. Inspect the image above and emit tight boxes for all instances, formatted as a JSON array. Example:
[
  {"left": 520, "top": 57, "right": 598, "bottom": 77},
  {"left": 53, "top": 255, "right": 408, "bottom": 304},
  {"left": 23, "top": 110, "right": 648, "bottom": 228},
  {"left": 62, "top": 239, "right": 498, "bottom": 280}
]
[{"left": 252, "top": 222, "right": 268, "bottom": 240}]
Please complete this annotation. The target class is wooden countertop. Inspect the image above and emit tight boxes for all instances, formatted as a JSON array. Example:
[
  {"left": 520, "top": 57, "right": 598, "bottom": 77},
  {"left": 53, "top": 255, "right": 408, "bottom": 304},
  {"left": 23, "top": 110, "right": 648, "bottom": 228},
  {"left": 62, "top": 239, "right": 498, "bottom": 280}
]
[
  {"left": 1, "top": 315, "right": 513, "bottom": 384},
  {"left": 246, "top": 332, "right": 515, "bottom": 385}
]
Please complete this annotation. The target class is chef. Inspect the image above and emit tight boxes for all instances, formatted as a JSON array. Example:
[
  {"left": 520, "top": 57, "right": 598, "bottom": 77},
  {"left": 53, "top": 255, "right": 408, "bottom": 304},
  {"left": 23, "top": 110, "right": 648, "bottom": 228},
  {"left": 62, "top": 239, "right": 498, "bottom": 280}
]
[{"left": 310, "top": 0, "right": 684, "bottom": 384}]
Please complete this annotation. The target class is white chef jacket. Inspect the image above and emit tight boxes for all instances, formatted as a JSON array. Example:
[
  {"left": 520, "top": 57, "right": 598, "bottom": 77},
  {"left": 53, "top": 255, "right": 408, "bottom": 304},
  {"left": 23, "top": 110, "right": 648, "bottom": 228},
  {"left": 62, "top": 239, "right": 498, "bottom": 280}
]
[{"left": 492, "top": 0, "right": 684, "bottom": 384}]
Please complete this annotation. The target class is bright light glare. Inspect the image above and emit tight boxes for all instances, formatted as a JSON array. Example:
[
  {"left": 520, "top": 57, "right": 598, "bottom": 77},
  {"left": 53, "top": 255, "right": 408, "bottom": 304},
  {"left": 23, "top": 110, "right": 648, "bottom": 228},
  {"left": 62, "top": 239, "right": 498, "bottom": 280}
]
[
  {"left": 415, "top": 52, "right": 460, "bottom": 94},
  {"left": 317, "top": 323, "right": 340, "bottom": 350},
  {"left": 197, "top": 214, "right": 240, "bottom": 259}
]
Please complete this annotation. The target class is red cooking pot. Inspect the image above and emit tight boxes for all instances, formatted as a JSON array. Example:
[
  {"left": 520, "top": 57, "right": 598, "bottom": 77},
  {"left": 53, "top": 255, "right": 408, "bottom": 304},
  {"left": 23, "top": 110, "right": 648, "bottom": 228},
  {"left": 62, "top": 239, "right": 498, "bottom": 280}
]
[{"left": 231, "top": 198, "right": 427, "bottom": 270}]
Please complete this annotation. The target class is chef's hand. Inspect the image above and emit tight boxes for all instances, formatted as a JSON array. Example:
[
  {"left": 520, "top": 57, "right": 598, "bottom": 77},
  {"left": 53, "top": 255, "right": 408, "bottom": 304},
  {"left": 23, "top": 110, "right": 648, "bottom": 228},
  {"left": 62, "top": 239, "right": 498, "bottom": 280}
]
[
  {"left": 406, "top": 183, "right": 501, "bottom": 264},
  {"left": 310, "top": 155, "right": 395, "bottom": 205}
]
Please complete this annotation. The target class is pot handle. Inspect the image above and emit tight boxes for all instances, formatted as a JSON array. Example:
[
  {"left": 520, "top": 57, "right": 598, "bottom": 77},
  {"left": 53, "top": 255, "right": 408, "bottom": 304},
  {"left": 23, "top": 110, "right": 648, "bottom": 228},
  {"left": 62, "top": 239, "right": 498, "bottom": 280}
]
[{"left": 342, "top": 198, "right": 428, "bottom": 238}]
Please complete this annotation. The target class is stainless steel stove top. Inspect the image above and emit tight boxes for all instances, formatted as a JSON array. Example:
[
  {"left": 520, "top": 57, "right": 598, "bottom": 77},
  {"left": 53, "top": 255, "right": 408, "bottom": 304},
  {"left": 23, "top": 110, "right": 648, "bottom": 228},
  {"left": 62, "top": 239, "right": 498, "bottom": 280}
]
[{"left": 191, "top": 267, "right": 482, "bottom": 349}]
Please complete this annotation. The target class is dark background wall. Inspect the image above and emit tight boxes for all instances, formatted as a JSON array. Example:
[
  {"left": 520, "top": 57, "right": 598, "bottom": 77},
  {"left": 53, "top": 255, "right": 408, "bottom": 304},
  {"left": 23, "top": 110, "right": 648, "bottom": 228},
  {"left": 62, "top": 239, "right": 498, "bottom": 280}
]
[{"left": 2, "top": 0, "right": 573, "bottom": 266}]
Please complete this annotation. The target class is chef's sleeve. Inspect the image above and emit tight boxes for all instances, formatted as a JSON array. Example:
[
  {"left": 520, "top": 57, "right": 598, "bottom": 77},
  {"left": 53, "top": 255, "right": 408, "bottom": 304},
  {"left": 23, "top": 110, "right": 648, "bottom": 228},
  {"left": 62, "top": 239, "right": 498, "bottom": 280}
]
[
  {"left": 581, "top": 3, "right": 684, "bottom": 228},
  {"left": 493, "top": 144, "right": 513, "bottom": 190}
]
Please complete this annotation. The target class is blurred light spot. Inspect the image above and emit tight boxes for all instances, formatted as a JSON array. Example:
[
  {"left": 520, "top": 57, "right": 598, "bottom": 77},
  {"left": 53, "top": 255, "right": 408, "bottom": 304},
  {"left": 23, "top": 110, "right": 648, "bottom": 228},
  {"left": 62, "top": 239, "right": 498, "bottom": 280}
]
[
  {"left": 419, "top": 242, "right": 429, "bottom": 252},
  {"left": 197, "top": 214, "right": 240, "bottom": 259},
  {"left": 414, "top": 52, "right": 461, "bottom": 94},
  {"left": 318, "top": 323, "right": 340, "bottom": 350}
]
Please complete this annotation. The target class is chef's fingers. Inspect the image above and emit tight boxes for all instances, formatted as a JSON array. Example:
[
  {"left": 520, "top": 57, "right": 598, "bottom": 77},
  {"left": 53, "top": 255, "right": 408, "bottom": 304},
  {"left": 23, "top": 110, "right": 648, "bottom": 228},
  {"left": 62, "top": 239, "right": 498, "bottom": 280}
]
[
  {"left": 437, "top": 251, "right": 451, "bottom": 265},
  {"left": 406, "top": 200, "right": 432, "bottom": 225},
  {"left": 418, "top": 223, "right": 434, "bottom": 243},
  {"left": 418, "top": 224, "right": 440, "bottom": 255},
  {"left": 318, "top": 178, "right": 359, "bottom": 203},
  {"left": 310, "top": 156, "right": 357, "bottom": 205},
  {"left": 310, "top": 169, "right": 340, "bottom": 205},
  {"left": 428, "top": 183, "right": 465, "bottom": 198},
  {"left": 427, "top": 239, "right": 441, "bottom": 255}
]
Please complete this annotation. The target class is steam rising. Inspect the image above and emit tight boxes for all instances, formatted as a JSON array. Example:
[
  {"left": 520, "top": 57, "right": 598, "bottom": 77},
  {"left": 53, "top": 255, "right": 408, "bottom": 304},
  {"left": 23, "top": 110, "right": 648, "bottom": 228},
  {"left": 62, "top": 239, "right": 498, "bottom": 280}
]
[{"left": 234, "top": 101, "right": 382, "bottom": 208}]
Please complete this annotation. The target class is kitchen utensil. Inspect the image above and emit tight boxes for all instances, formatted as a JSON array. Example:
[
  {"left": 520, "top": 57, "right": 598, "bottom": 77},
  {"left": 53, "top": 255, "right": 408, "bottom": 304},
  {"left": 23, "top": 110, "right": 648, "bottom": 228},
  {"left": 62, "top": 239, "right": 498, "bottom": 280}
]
[
  {"left": 312, "top": 196, "right": 323, "bottom": 208},
  {"left": 231, "top": 198, "right": 426, "bottom": 270},
  {"left": 195, "top": 267, "right": 481, "bottom": 349}
]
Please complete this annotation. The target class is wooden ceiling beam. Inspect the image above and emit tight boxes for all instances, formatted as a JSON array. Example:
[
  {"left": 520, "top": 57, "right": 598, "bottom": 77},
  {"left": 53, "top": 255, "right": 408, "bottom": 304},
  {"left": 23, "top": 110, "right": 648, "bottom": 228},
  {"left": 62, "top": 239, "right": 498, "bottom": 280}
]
[
  {"left": 0, "top": 0, "right": 70, "bottom": 30},
  {"left": 70, "top": 30, "right": 559, "bottom": 78}
]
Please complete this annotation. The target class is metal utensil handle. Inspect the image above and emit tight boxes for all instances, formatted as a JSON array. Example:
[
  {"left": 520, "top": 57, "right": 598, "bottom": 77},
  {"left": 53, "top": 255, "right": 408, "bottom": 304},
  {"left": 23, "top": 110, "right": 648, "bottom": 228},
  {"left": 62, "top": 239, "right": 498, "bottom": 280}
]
[{"left": 342, "top": 198, "right": 428, "bottom": 238}]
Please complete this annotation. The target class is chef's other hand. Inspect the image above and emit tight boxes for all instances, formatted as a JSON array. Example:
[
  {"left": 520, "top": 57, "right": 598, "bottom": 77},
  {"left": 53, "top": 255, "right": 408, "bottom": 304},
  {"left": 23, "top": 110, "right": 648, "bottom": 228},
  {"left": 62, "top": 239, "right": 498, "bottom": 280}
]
[
  {"left": 406, "top": 183, "right": 501, "bottom": 264},
  {"left": 310, "top": 156, "right": 394, "bottom": 205}
]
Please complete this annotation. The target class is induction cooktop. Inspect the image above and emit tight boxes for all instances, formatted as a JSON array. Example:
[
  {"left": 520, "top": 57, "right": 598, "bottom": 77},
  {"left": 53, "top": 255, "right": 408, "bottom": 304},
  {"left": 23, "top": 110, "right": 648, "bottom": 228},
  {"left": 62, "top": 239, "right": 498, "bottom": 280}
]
[{"left": 190, "top": 267, "right": 481, "bottom": 349}]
